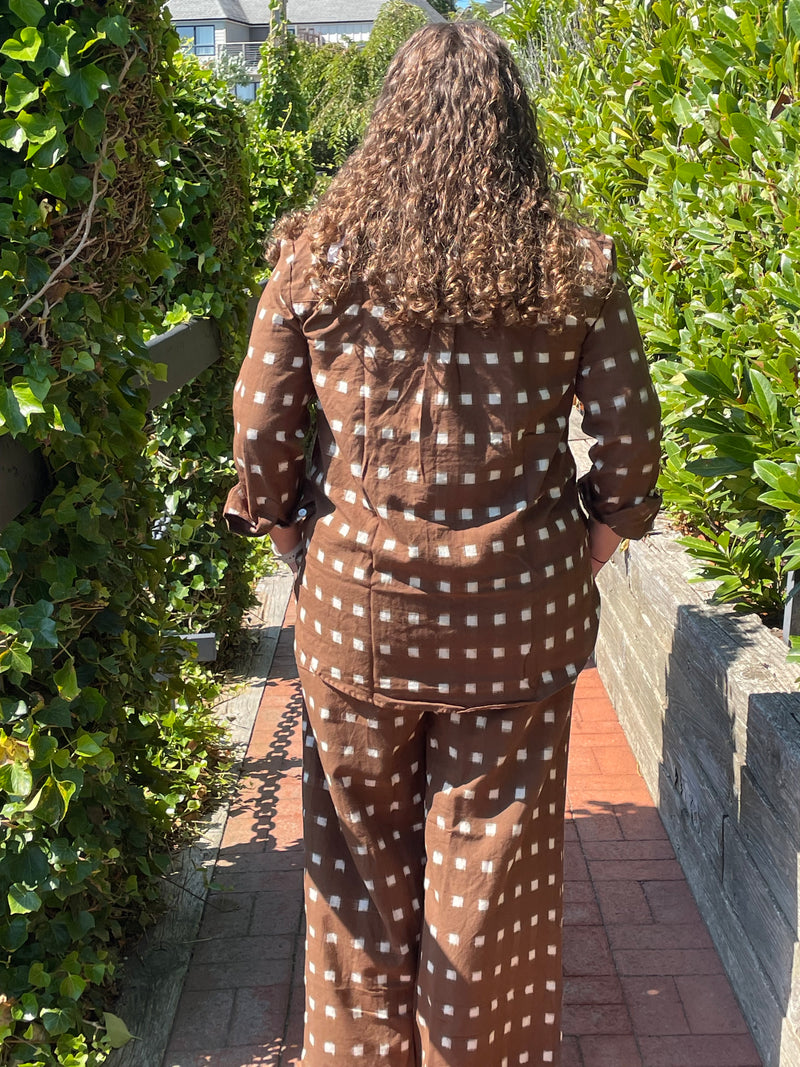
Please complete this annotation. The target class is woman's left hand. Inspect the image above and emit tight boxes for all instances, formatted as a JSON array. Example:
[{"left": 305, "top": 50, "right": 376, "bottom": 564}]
[{"left": 271, "top": 524, "right": 305, "bottom": 574}]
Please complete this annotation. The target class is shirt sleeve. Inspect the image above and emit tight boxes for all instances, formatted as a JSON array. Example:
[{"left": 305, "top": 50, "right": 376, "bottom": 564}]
[
  {"left": 575, "top": 240, "right": 662, "bottom": 539},
  {"left": 224, "top": 240, "right": 314, "bottom": 537}
]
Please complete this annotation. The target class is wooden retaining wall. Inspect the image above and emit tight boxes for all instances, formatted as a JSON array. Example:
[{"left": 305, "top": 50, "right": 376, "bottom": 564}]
[{"left": 595, "top": 521, "right": 800, "bottom": 1067}]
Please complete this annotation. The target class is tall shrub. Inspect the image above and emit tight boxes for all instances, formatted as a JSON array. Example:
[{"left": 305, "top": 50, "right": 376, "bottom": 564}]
[
  {"left": 148, "top": 55, "right": 267, "bottom": 648},
  {"left": 534, "top": 0, "right": 800, "bottom": 615},
  {"left": 297, "top": 0, "right": 430, "bottom": 171},
  {"left": 0, "top": 3, "right": 257, "bottom": 1063},
  {"left": 251, "top": 30, "right": 316, "bottom": 250}
]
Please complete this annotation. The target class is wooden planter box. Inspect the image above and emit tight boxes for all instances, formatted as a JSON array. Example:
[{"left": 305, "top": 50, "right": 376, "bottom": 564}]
[{"left": 595, "top": 521, "right": 800, "bottom": 1067}]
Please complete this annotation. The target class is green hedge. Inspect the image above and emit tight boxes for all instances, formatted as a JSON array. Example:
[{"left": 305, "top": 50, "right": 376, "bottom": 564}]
[
  {"left": 296, "top": 0, "right": 430, "bottom": 170},
  {"left": 523, "top": 0, "right": 800, "bottom": 616},
  {"left": 0, "top": 2, "right": 308, "bottom": 1062}
]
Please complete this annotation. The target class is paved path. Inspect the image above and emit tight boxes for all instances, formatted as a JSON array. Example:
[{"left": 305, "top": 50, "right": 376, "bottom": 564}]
[{"left": 162, "top": 602, "right": 762, "bottom": 1067}]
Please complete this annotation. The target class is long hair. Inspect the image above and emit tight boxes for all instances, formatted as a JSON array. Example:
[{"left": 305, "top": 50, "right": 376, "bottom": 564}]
[{"left": 273, "top": 22, "right": 592, "bottom": 327}]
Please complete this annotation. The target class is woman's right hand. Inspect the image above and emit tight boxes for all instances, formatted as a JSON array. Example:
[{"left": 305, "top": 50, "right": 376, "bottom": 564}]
[{"left": 589, "top": 519, "right": 622, "bottom": 577}]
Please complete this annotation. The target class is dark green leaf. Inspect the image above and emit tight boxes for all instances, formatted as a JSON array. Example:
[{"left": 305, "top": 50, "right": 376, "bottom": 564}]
[
  {"left": 98, "top": 15, "right": 132, "bottom": 46},
  {"left": 9, "top": 0, "right": 46, "bottom": 24}
]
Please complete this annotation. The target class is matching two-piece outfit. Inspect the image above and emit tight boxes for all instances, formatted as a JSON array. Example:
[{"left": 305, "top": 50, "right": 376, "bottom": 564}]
[{"left": 225, "top": 228, "right": 661, "bottom": 1066}]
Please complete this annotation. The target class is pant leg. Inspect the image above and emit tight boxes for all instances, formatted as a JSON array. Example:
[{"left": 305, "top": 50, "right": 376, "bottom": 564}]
[
  {"left": 299, "top": 668, "right": 427, "bottom": 1066},
  {"left": 417, "top": 684, "right": 575, "bottom": 1067}
]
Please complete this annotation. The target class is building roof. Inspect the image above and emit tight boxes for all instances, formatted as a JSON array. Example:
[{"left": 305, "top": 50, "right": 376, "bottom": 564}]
[
  {"left": 288, "top": 0, "right": 445, "bottom": 21},
  {"left": 166, "top": 0, "right": 253, "bottom": 22},
  {"left": 167, "top": 0, "right": 446, "bottom": 26}
]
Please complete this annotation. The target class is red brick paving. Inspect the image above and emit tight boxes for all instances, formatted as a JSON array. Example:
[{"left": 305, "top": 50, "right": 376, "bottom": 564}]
[{"left": 162, "top": 607, "right": 762, "bottom": 1067}]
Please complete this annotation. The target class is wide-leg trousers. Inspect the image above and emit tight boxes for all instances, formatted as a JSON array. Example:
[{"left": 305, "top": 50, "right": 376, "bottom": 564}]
[{"left": 298, "top": 667, "right": 575, "bottom": 1067}]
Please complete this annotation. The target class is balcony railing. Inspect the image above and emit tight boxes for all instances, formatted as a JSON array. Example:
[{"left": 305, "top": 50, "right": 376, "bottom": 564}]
[
  {"left": 215, "top": 41, "right": 263, "bottom": 69},
  {"left": 215, "top": 28, "right": 324, "bottom": 71}
]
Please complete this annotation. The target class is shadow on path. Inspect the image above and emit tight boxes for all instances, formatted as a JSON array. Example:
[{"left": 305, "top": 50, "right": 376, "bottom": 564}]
[{"left": 161, "top": 618, "right": 762, "bottom": 1067}]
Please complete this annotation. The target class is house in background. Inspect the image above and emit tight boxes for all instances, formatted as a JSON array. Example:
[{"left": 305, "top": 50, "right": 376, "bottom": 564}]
[{"left": 166, "top": 0, "right": 446, "bottom": 100}]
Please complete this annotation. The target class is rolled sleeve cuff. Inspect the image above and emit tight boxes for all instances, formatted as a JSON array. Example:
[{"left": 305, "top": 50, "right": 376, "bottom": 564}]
[
  {"left": 578, "top": 475, "right": 662, "bottom": 540},
  {"left": 223, "top": 484, "right": 280, "bottom": 538}
]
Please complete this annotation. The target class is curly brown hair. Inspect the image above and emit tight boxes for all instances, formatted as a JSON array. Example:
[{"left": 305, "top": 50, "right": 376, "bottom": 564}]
[{"left": 273, "top": 21, "right": 597, "bottom": 327}]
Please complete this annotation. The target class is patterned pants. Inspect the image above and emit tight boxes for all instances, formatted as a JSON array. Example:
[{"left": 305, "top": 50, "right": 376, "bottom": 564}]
[{"left": 299, "top": 668, "right": 575, "bottom": 1067}]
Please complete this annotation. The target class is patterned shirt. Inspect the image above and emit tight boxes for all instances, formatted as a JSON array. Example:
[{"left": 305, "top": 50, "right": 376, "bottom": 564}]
[{"left": 225, "top": 229, "right": 661, "bottom": 708}]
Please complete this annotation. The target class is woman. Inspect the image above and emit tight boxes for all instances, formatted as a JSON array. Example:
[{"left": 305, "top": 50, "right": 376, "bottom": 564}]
[{"left": 225, "top": 21, "right": 660, "bottom": 1067}]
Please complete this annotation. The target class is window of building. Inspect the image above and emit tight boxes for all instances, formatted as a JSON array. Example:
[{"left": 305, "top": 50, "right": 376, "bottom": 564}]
[
  {"left": 235, "top": 81, "right": 256, "bottom": 102},
  {"left": 180, "top": 25, "right": 215, "bottom": 57}
]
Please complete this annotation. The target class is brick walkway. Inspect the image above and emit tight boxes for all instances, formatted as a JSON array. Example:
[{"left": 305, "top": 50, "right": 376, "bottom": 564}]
[{"left": 163, "top": 603, "right": 762, "bottom": 1067}]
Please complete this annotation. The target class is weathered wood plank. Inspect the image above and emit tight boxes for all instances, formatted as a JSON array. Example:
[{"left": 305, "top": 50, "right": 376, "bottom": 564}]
[
  {"left": 598, "top": 594, "right": 749, "bottom": 812},
  {"left": 594, "top": 518, "right": 800, "bottom": 1067},
  {"left": 738, "top": 768, "right": 800, "bottom": 935},
  {"left": 689, "top": 852, "right": 793, "bottom": 1067},
  {"left": 0, "top": 436, "right": 49, "bottom": 530},
  {"left": 142, "top": 318, "right": 222, "bottom": 410},
  {"left": 722, "top": 817, "right": 799, "bottom": 1009},
  {"left": 657, "top": 752, "right": 725, "bottom": 884},
  {"left": 598, "top": 554, "right": 677, "bottom": 658},
  {"left": 742, "top": 690, "right": 800, "bottom": 844}
]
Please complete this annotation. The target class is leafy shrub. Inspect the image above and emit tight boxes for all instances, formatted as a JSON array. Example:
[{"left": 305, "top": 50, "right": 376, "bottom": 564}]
[
  {"left": 494, "top": 0, "right": 586, "bottom": 92},
  {"left": 148, "top": 55, "right": 270, "bottom": 648},
  {"left": 211, "top": 48, "right": 251, "bottom": 93},
  {"left": 297, "top": 0, "right": 430, "bottom": 170},
  {"left": 0, "top": 2, "right": 275, "bottom": 1063},
  {"left": 531, "top": 0, "right": 800, "bottom": 615},
  {"left": 250, "top": 35, "right": 317, "bottom": 252},
  {"left": 256, "top": 21, "right": 308, "bottom": 132}
]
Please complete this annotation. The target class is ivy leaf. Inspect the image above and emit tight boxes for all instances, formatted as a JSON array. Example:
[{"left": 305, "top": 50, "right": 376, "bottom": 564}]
[
  {"left": 75, "top": 733, "right": 103, "bottom": 757},
  {"left": 42, "top": 556, "right": 77, "bottom": 600},
  {"left": 53, "top": 661, "right": 79, "bottom": 701},
  {"left": 0, "top": 760, "right": 33, "bottom": 796},
  {"left": 31, "top": 164, "right": 68, "bottom": 200},
  {"left": 0, "top": 916, "right": 28, "bottom": 951},
  {"left": 41, "top": 1007, "right": 73, "bottom": 1035},
  {"left": 9, "top": 0, "right": 46, "bottom": 25},
  {"left": 98, "top": 15, "right": 132, "bottom": 46},
  {"left": 7, "top": 842, "right": 48, "bottom": 884},
  {"left": 103, "top": 1012, "right": 136, "bottom": 1049},
  {"left": 0, "top": 387, "right": 26, "bottom": 435},
  {"left": 30, "top": 132, "right": 68, "bottom": 168},
  {"left": 24, "top": 776, "right": 71, "bottom": 825},
  {"left": 60, "top": 973, "right": 87, "bottom": 1000},
  {"left": 60, "top": 64, "right": 112, "bottom": 109},
  {"left": 19, "top": 600, "right": 58, "bottom": 649},
  {"left": 8, "top": 883, "right": 42, "bottom": 914},
  {"left": 17, "top": 109, "right": 62, "bottom": 144},
  {"left": 4, "top": 72, "right": 39, "bottom": 112},
  {"left": 11, "top": 380, "right": 48, "bottom": 417},
  {"left": 0, "top": 645, "right": 33, "bottom": 675},
  {"left": 0, "top": 699, "right": 28, "bottom": 725},
  {"left": 0, "top": 26, "right": 43, "bottom": 62},
  {"left": 0, "top": 117, "right": 26, "bottom": 153}
]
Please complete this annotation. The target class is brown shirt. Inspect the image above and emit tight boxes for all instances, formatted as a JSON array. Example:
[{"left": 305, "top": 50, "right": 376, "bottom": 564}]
[{"left": 225, "top": 230, "right": 661, "bottom": 709}]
